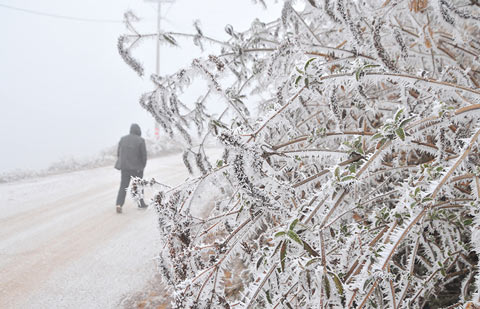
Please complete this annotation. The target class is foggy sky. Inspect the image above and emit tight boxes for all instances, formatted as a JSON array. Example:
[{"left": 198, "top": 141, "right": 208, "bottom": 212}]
[{"left": 0, "top": 0, "right": 281, "bottom": 173}]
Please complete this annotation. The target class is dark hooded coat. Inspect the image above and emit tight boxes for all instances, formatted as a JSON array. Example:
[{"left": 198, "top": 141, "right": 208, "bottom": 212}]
[{"left": 114, "top": 124, "right": 147, "bottom": 171}]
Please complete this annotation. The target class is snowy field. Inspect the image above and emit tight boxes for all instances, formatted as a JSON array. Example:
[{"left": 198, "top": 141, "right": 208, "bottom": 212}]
[{"left": 0, "top": 151, "right": 211, "bottom": 308}]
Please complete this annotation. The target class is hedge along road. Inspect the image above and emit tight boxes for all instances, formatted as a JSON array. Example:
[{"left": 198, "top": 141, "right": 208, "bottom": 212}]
[{"left": 0, "top": 152, "right": 197, "bottom": 308}]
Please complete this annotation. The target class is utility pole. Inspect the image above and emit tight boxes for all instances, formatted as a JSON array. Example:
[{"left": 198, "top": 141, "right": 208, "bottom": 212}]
[{"left": 145, "top": 0, "right": 174, "bottom": 139}]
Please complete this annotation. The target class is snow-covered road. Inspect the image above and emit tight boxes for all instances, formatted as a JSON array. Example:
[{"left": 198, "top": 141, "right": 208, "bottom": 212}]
[{"left": 0, "top": 152, "right": 196, "bottom": 308}]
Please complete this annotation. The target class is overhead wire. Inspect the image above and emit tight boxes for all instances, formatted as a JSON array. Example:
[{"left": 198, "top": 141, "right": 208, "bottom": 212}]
[{"left": 0, "top": 3, "right": 123, "bottom": 23}]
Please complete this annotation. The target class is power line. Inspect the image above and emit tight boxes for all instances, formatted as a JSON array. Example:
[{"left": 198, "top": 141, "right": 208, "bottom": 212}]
[{"left": 0, "top": 3, "right": 123, "bottom": 23}]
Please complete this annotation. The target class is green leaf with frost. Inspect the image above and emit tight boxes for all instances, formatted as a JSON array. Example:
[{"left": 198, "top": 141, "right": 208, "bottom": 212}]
[
  {"left": 256, "top": 256, "right": 264, "bottom": 269},
  {"left": 394, "top": 108, "right": 404, "bottom": 123},
  {"left": 323, "top": 274, "right": 331, "bottom": 299},
  {"left": 395, "top": 127, "right": 405, "bottom": 141},
  {"left": 399, "top": 117, "right": 414, "bottom": 128},
  {"left": 305, "top": 257, "right": 321, "bottom": 267},
  {"left": 280, "top": 240, "right": 287, "bottom": 272},
  {"left": 287, "top": 230, "right": 303, "bottom": 246},
  {"left": 355, "top": 64, "right": 380, "bottom": 81},
  {"left": 289, "top": 218, "right": 299, "bottom": 231},
  {"left": 304, "top": 57, "right": 316, "bottom": 70},
  {"left": 329, "top": 272, "right": 344, "bottom": 295},
  {"left": 265, "top": 290, "right": 272, "bottom": 304},
  {"left": 302, "top": 240, "right": 320, "bottom": 257},
  {"left": 295, "top": 75, "right": 302, "bottom": 86},
  {"left": 341, "top": 175, "right": 356, "bottom": 182},
  {"left": 414, "top": 187, "right": 421, "bottom": 196}
]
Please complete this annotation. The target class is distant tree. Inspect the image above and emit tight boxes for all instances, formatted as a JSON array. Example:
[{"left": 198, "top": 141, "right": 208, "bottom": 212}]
[{"left": 119, "top": 1, "right": 480, "bottom": 308}]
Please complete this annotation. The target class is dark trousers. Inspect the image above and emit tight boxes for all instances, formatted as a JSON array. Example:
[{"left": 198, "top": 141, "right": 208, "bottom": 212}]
[{"left": 116, "top": 169, "right": 146, "bottom": 207}]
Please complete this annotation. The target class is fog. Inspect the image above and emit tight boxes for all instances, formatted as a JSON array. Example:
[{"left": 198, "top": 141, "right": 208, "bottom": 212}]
[{"left": 0, "top": 0, "right": 281, "bottom": 173}]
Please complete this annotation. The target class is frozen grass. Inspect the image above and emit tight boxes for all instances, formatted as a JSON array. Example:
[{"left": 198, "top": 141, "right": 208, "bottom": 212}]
[{"left": 0, "top": 137, "right": 183, "bottom": 183}]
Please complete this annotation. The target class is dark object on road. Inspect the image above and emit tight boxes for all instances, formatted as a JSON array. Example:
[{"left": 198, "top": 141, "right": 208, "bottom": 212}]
[{"left": 115, "top": 124, "right": 147, "bottom": 212}]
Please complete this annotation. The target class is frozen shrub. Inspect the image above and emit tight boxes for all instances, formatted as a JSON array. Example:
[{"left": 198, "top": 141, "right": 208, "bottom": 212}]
[{"left": 121, "top": 1, "right": 480, "bottom": 308}]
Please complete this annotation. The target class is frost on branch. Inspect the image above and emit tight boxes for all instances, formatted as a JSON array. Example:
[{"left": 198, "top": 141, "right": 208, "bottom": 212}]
[{"left": 120, "top": 1, "right": 480, "bottom": 308}]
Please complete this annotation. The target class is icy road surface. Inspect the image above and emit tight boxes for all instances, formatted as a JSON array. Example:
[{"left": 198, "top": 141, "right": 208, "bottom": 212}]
[{"left": 0, "top": 152, "right": 200, "bottom": 308}]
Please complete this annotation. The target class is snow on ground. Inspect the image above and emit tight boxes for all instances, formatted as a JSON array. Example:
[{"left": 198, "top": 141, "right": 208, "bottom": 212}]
[{"left": 0, "top": 150, "right": 221, "bottom": 308}]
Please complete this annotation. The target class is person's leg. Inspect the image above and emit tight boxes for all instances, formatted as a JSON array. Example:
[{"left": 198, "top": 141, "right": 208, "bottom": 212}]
[{"left": 116, "top": 170, "right": 132, "bottom": 208}]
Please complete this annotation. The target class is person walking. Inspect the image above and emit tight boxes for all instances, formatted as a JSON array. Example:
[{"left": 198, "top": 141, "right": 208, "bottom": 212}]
[{"left": 115, "top": 123, "right": 147, "bottom": 213}]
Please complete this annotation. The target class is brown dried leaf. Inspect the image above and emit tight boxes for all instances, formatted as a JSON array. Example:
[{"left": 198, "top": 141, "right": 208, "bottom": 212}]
[{"left": 425, "top": 37, "right": 432, "bottom": 49}]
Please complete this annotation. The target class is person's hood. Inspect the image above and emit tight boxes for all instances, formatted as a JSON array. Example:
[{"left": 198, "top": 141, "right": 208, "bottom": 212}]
[{"left": 130, "top": 123, "right": 142, "bottom": 136}]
